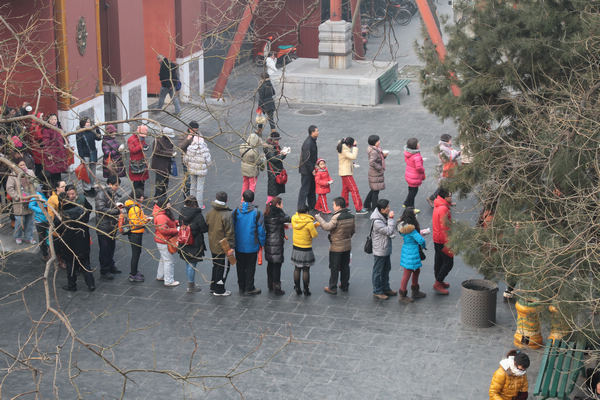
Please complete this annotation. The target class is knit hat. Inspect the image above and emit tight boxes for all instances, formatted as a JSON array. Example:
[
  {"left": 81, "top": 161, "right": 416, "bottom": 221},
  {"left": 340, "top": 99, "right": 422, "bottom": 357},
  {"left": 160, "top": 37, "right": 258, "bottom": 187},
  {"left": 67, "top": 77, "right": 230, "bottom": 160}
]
[
  {"left": 270, "top": 131, "right": 281, "bottom": 139},
  {"left": 137, "top": 125, "right": 148, "bottom": 134},
  {"left": 189, "top": 121, "right": 199, "bottom": 129},
  {"left": 105, "top": 124, "right": 117, "bottom": 134},
  {"left": 216, "top": 191, "right": 228, "bottom": 202},
  {"left": 316, "top": 158, "right": 326, "bottom": 166},
  {"left": 163, "top": 127, "right": 174, "bottom": 136}
]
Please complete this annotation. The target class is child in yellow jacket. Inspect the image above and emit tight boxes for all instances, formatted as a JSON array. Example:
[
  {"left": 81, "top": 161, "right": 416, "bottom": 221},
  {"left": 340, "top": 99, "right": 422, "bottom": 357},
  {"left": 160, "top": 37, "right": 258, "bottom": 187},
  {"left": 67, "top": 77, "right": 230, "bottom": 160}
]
[
  {"left": 489, "top": 350, "right": 529, "bottom": 400},
  {"left": 291, "top": 205, "right": 318, "bottom": 296},
  {"left": 125, "top": 189, "right": 150, "bottom": 282}
]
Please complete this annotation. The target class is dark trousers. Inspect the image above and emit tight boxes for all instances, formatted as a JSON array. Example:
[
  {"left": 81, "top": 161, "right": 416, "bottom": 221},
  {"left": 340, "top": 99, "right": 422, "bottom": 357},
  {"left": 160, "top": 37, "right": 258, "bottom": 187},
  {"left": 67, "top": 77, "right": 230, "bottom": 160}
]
[
  {"left": 154, "top": 172, "right": 169, "bottom": 200},
  {"left": 129, "top": 232, "right": 143, "bottom": 275},
  {"left": 35, "top": 222, "right": 49, "bottom": 257},
  {"left": 328, "top": 250, "right": 351, "bottom": 291},
  {"left": 267, "top": 261, "right": 282, "bottom": 288},
  {"left": 265, "top": 109, "right": 276, "bottom": 131},
  {"left": 434, "top": 242, "right": 454, "bottom": 282},
  {"left": 65, "top": 251, "right": 95, "bottom": 289},
  {"left": 236, "top": 251, "right": 258, "bottom": 293},
  {"left": 211, "top": 252, "right": 226, "bottom": 293},
  {"left": 133, "top": 180, "right": 145, "bottom": 194},
  {"left": 298, "top": 173, "right": 316, "bottom": 210},
  {"left": 182, "top": 162, "right": 190, "bottom": 197},
  {"left": 404, "top": 186, "right": 419, "bottom": 207},
  {"left": 97, "top": 233, "right": 116, "bottom": 275},
  {"left": 364, "top": 189, "right": 379, "bottom": 211}
]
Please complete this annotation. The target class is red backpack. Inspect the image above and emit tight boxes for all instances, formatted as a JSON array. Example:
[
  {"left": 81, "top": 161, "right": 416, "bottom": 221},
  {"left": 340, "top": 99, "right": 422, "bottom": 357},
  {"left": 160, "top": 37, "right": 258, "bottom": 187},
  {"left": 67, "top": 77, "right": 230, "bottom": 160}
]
[{"left": 177, "top": 224, "right": 194, "bottom": 246}]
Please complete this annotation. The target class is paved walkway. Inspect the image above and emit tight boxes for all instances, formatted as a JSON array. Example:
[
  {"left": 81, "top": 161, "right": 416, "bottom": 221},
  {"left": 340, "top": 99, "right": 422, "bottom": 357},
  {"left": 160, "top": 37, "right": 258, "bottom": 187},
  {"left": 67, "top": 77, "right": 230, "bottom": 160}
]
[{"left": 0, "top": 3, "right": 545, "bottom": 399}]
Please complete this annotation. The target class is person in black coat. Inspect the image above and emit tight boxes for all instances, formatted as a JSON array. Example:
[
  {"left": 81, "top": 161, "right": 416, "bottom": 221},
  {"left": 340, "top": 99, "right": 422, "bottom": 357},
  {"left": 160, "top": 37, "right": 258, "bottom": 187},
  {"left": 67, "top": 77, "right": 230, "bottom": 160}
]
[
  {"left": 76, "top": 117, "right": 102, "bottom": 196},
  {"left": 264, "top": 131, "right": 290, "bottom": 203},
  {"left": 156, "top": 55, "right": 181, "bottom": 114},
  {"left": 57, "top": 186, "right": 95, "bottom": 292},
  {"left": 297, "top": 125, "right": 319, "bottom": 211},
  {"left": 151, "top": 128, "right": 175, "bottom": 201},
  {"left": 179, "top": 197, "right": 209, "bottom": 293},
  {"left": 257, "top": 72, "right": 276, "bottom": 132},
  {"left": 263, "top": 196, "right": 291, "bottom": 295}
]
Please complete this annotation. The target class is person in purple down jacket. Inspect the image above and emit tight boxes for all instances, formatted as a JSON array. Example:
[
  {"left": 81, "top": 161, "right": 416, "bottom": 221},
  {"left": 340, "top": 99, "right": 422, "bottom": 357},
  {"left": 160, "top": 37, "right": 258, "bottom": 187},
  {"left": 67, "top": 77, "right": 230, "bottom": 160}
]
[
  {"left": 101, "top": 124, "right": 125, "bottom": 179},
  {"left": 403, "top": 137, "right": 426, "bottom": 211}
]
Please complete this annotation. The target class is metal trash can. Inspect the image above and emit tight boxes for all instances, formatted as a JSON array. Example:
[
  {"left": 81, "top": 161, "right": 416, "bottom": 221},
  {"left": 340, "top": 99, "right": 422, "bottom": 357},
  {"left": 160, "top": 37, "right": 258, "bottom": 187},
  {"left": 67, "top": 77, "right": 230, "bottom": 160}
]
[{"left": 461, "top": 279, "right": 498, "bottom": 328}]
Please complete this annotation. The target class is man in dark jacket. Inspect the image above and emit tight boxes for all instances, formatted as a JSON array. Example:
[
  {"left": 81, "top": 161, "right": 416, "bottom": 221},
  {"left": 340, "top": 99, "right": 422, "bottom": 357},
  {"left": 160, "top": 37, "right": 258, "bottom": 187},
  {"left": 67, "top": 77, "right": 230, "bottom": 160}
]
[
  {"left": 232, "top": 190, "right": 266, "bottom": 295},
  {"left": 258, "top": 73, "right": 276, "bottom": 132},
  {"left": 95, "top": 175, "right": 124, "bottom": 280},
  {"left": 151, "top": 127, "right": 175, "bottom": 201},
  {"left": 315, "top": 197, "right": 355, "bottom": 294},
  {"left": 297, "top": 125, "right": 319, "bottom": 211},
  {"left": 205, "top": 191, "right": 235, "bottom": 296},
  {"left": 76, "top": 117, "right": 101, "bottom": 197},
  {"left": 155, "top": 55, "right": 181, "bottom": 114}
]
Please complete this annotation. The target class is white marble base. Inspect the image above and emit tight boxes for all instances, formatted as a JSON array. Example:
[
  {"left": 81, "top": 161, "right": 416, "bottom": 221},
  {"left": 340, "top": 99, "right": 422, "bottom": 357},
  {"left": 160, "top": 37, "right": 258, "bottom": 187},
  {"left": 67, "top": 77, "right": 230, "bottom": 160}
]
[
  {"left": 318, "top": 20, "right": 352, "bottom": 70},
  {"left": 282, "top": 58, "right": 398, "bottom": 106}
]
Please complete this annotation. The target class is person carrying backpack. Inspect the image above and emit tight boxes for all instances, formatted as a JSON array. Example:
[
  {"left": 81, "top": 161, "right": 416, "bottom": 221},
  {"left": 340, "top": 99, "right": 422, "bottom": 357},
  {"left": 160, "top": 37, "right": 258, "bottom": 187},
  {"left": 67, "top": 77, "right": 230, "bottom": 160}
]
[
  {"left": 179, "top": 196, "right": 208, "bottom": 293},
  {"left": 232, "top": 190, "right": 266, "bottom": 295},
  {"left": 124, "top": 189, "right": 149, "bottom": 283}
]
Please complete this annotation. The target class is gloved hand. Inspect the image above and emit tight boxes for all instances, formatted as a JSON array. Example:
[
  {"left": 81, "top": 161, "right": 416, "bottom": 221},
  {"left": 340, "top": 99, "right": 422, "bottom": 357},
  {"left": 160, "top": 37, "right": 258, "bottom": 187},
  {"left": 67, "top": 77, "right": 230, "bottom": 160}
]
[{"left": 118, "top": 144, "right": 125, "bottom": 152}]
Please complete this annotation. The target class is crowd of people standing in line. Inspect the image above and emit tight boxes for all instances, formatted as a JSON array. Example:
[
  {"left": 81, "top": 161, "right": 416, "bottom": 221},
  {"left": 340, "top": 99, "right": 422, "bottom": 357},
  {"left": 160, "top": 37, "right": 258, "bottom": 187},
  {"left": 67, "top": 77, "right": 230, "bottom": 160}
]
[{"left": 1, "top": 97, "right": 464, "bottom": 301}]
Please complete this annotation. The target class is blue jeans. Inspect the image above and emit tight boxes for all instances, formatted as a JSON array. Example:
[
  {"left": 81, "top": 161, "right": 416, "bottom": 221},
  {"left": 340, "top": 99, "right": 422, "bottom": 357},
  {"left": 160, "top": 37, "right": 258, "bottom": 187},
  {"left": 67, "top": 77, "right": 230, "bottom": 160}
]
[
  {"left": 372, "top": 255, "right": 391, "bottom": 294},
  {"left": 186, "top": 262, "right": 197, "bottom": 283},
  {"left": 14, "top": 214, "right": 34, "bottom": 241}
]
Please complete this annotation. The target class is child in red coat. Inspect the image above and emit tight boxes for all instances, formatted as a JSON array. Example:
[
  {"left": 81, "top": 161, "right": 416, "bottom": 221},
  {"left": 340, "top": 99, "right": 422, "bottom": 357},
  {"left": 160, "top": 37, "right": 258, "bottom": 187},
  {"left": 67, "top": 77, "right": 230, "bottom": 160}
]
[{"left": 314, "top": 158, "right": 333, "bottom": 213}]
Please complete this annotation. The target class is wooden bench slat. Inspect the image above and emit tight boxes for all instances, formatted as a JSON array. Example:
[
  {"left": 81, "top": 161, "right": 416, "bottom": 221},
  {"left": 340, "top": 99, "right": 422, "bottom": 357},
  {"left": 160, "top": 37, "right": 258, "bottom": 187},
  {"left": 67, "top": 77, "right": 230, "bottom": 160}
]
[
  {"left": 534, "top": 341, "right": 554, "bottom": 395},
  {"left": 549, "top": 340, "right": 569, "bottom": 397},
  {"left": 565, "top": 341, "right": 586, "bottom": 396},
  {"left": 534, "top": 339, "right": 586, "bottom": 400}
]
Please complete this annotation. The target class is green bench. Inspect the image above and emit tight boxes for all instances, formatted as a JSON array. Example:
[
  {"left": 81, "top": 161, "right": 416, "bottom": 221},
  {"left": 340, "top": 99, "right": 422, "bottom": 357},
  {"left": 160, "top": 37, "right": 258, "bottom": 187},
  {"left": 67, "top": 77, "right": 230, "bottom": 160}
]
[
  {"left": 378, "top": 68, "right": 410, "bottom": 104},
  {"left": 534, "top": 339, "right": 586, "bottom": 400}
]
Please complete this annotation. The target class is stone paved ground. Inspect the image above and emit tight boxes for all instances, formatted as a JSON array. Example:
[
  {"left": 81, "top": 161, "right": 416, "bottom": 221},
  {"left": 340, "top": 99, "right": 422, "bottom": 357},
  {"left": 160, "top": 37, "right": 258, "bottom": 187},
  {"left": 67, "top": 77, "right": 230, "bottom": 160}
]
[{"left": 0, "top": 3, "right": 545, "bottom": 399}]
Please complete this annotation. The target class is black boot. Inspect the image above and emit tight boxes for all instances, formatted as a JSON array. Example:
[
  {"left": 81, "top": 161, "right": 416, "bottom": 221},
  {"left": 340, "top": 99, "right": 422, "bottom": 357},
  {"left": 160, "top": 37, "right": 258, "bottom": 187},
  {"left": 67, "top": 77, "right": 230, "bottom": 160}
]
[
  {"left": 411, "top": 285, "right": 426, "bottom": 299},
  {"left": 273, "top": 283, "right": 285, "bottom": 296}
]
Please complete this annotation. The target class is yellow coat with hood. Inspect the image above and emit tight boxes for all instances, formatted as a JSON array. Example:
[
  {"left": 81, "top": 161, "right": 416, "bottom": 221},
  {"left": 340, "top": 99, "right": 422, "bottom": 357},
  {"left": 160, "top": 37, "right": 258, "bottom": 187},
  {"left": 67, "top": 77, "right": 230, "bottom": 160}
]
[
  {"left": 125, "top": 199, "right": 148, "bottom": 234},
  {"left": 291, "top": 212, "right": 318, "bottom": 248},
  {"left": 489, "top": 358, "right": 528, "bottom": 400}
]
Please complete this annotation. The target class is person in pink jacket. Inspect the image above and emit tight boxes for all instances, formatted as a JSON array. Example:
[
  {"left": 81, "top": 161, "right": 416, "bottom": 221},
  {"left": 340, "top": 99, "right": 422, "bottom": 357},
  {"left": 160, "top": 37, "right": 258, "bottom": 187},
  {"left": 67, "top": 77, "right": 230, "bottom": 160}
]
[{"left": 403, "top": 138, "right": 426, "bottom": 210}]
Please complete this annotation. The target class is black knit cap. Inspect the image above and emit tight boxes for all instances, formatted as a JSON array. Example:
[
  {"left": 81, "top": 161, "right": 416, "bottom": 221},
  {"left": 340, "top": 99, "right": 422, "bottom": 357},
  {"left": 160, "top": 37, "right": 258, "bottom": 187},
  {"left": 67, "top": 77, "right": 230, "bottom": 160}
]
[{"left": 189, "top": 121, "right": 199, "bottom": 129}]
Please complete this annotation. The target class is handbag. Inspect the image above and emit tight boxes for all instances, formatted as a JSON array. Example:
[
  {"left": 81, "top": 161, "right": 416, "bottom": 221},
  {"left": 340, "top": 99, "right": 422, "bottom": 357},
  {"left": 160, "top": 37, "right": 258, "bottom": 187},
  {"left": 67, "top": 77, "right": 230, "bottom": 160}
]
[
  {"left": 130, "top": 159, "right": 147, "bottom": 175},
  {"left": 170, "top": 158, "right": 178, "bottom": 176},
  {"left": 419, "top": 245, "right": 426, "bottom": 260},
  {"left": 364, "top": 221, "right": 374, "bottom": 254},
  {"left": 167, "top": 236, "right": 178, "bottom": 254},
  {"left": 268, "top": 162, "right": 288, "bottom": 185}
]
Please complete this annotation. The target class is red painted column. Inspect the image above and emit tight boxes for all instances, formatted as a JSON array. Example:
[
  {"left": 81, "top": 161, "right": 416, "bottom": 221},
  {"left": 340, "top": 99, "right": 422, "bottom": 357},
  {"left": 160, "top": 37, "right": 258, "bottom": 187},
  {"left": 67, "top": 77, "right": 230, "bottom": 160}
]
[
  {"left": 211, "top": 0, "right": 258, "bottom": 99},
  {"left": 415, "top": 0, "right": 460, "bottom": 96},
  {"left": 331, "top": 0, "right": 342, "bottom": 21},
  {"left": 350, "top": 0, "right": 364, "bottom": 59}
]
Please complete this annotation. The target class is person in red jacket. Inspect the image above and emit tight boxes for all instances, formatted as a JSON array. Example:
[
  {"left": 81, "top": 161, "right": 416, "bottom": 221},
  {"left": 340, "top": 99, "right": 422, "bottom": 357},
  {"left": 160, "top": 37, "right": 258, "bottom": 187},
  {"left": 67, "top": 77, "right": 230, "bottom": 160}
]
[
  {"left": 153, "top": 198, "right": 180, "bottom": 287},
  {"left": 432, "top": 187, "right": 453, "bottom": 294},
  {"left": 314, "top": 158, "right": 333, "bottom": 213},
  {"left": 403, "top": 137, "right": 426, "bottom": 211},
  {"left": 127, "top": 125, "right": 149, "bottom": 194}
]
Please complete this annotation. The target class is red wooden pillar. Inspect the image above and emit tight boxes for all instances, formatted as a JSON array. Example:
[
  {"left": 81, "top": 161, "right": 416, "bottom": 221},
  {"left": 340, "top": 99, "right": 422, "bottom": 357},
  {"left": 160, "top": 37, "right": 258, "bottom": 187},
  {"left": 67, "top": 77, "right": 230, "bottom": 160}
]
[
  {"left": 211, "top": 0, "right": 259, "bottom": 99},
  {"left": 350, "top": 0, "right": 364, "bottom": 59},
  {"left": 331, "top": 0, "right": 342, "bottom": 21},
  {"left": 415, "top": 0, "right": 460, "bottom": 96}
]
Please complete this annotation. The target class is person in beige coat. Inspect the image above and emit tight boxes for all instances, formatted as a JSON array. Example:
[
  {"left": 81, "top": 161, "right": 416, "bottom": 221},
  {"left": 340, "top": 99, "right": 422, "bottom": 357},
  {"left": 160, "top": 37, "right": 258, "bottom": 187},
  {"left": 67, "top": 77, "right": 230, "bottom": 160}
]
[
  {"left": 240, "top": 132, "right": 265, "bottom": 199},
  {"left": 337, "top": 137, "right": 367, "bottom": 214},
  {"left": 7, "top": 158, "right": 35, "bottom": 244}
]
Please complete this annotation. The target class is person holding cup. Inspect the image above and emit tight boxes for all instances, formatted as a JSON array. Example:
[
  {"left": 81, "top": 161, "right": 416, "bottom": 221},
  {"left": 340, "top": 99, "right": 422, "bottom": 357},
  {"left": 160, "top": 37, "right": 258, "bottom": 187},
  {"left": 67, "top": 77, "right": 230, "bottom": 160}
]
[{"left": 364, "top": 135, "right": 387, "bottom": 212}]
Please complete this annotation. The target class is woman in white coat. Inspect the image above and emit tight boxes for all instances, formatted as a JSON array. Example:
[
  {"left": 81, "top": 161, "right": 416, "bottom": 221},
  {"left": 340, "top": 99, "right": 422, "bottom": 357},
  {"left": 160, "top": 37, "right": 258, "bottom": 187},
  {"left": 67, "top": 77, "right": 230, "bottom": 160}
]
[{"left": 183, "top": 134, "right": 212, "bottom": 208}]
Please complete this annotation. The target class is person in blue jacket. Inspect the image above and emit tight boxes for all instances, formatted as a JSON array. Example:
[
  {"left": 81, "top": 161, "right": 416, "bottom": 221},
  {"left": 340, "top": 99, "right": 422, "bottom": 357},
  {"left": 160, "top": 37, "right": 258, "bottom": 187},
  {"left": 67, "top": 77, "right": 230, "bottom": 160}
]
[
  {"left": 397, "top": 207, "right": 427, "bottom": 303},
  {"left": 29, "top": 189, "right": 49, "bottom": 261},
  {"left": 232, "top": 190, "right": 266, "bottom": 295}
]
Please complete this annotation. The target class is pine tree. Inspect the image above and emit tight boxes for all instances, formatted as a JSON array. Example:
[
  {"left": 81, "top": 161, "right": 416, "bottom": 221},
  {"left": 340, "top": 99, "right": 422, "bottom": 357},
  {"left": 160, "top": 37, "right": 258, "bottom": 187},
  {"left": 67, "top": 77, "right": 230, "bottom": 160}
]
[{"left": 418, "top": 1, "right": 600, "bottom": 342}]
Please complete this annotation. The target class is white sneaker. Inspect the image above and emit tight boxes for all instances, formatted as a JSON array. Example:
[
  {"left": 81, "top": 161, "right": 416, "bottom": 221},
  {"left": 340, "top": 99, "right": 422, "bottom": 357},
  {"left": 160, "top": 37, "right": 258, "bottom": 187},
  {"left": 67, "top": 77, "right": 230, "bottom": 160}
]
[
  {"left": 164, "top": 281, "right": 180, "bottom": 287},
  {"left": 503, "top": 290, "right": 514, "bottom": 299},
  {"left": 213, "top": 290, "right": 231, "bottom": 297}
]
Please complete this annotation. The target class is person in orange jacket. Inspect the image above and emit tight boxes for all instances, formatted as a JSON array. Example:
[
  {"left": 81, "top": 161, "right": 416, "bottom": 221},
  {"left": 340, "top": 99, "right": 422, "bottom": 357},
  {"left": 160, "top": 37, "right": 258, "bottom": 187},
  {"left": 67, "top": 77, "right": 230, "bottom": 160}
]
[
  {"left": 153, "top": 198, "right": 180, "bottom": 287},
  {"left": 489, "top": 350, "right": 529, "bottom": 400},
  {"left": 432, "top": 187, "right": 453, "bottom": 294},
  {"left": 314, "top": 158, "right": 333, "bottom": 214}
]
